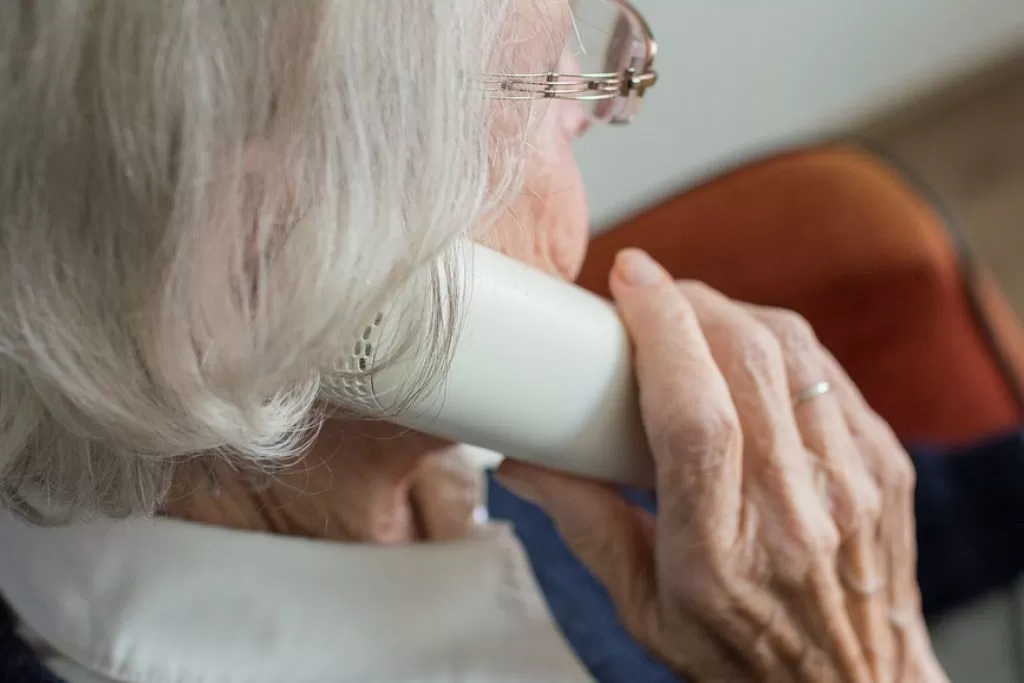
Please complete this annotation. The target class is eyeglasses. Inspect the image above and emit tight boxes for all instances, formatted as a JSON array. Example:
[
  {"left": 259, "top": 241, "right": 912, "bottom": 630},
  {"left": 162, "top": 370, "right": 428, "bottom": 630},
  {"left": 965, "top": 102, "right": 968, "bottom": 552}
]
[{"left": 482, "top": 0, "right": 657, "bottom": 125}]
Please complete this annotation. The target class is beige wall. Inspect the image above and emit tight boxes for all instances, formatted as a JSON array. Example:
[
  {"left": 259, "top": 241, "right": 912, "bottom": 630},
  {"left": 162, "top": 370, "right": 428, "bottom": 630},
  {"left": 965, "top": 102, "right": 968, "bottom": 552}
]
[{"left": 578, "top": 0, "right": 1024, "bottom": 231}]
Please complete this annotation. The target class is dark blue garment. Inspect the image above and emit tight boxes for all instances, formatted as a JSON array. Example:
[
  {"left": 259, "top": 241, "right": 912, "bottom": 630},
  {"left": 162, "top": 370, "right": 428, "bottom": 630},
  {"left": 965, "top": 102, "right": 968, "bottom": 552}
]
[
  {"left": 487, "top": 429, "right": 1024, "bottom": 683},
  {"left": 0, "top": 602, "right": 64, "bottom": 683},
  {"left": 913, "top": 430, "right": 1024, "bottom": 618}
]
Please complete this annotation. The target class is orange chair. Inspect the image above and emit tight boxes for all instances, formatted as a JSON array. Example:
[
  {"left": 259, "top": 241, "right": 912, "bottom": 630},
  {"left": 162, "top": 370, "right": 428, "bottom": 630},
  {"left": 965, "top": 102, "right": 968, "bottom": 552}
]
[{"left": 579, "top": 145, "right": 1024, "bottom": 446}]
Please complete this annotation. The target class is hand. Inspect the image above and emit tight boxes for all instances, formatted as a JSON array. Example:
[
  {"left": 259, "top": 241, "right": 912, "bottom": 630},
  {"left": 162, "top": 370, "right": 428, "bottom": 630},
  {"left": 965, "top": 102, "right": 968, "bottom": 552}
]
[{"left": 497, "top": 250, "right": 948, "bottom": 683}]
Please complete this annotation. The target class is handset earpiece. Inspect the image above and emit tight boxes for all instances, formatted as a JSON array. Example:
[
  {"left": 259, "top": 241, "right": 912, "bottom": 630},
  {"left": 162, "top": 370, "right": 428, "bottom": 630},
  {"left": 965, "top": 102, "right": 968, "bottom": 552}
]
[{"left": 334, "top": 243, "right": 654, "bottom": 488}]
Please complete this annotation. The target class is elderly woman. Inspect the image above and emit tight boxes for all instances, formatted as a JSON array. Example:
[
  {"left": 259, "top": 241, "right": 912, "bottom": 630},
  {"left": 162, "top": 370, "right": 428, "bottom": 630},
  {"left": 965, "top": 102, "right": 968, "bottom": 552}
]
[{"left": 0, "top": 1, "right": 950, "bottom": 682}]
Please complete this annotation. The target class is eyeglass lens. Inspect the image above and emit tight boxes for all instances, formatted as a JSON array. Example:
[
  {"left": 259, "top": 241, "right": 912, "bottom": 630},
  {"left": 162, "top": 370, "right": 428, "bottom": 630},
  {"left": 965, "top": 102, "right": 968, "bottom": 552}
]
[{"left": 566, "top": 0, "right": 647, "bottom": 123}]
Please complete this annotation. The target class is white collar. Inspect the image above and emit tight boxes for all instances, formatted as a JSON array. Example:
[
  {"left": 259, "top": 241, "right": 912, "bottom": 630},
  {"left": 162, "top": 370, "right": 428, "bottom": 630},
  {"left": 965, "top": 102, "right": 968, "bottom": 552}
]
[{"left": 0, "top": 508, "right": 593, "bottom": 683}]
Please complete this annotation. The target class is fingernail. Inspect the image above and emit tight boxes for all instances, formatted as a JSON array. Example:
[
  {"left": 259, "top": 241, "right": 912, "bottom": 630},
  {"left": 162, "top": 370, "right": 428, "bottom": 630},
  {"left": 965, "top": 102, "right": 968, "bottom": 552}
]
[
  {"left": 495, "top": 470, "right": 541, "bottom": 506},
  {"left": 615, "top": 249, "right": 667, "bottom": 287}
]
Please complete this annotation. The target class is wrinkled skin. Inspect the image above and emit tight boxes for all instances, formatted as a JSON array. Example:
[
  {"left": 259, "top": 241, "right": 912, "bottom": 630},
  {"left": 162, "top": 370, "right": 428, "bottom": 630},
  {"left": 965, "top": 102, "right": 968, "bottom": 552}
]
[
  {"left": 165, "top": 422, "right": 482, "bottom": 542},
  {"left": 497, "top": 249, "right": 947, "bottom": 683}
]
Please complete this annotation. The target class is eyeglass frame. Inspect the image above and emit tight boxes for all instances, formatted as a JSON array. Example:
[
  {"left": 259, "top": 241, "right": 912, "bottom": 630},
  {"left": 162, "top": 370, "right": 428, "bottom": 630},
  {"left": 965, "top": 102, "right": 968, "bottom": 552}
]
[{"left": 480, "top": 0, "right": 657, "bottom": 125}]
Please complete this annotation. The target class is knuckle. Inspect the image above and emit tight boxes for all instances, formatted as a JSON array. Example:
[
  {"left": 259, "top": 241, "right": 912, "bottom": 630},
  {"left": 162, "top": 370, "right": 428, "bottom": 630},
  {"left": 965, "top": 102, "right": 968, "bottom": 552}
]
[
  {"left": 762, "top": 308, "right": 819, "bottom": 356},
  {"left": 807, "top": 514, "right": 841, "bottom": 556},
  {"left": 759, "top": 507, "right": 840, "bottom": 582},
  {"left": 863, "top": 410, "right": 899, "bottom": 445},
  {"left": 838, "top": 457, "right": 885, "bottom": 517},
  {"left": 737, "top": 322, "right": 786, "bottom": 375},
  {"left": 821, "top": 475, "right": 877, "bottom": 537},
  {"left": 861, "top": 416, "right": 916, "bottom": 493},
  {"left": 783, "top": 501, "right": 841, "bottom": 559},
  {"left": 856, "top": 481, "right": 884, "bottom": 521},
  {"left": 778, "top": 310, "right": 817, "bottom": 349},
  {"left": 842, "top": 486, "right": 883, "bottom": 537},
  {"left": 657, "top": 399, "right": 741, "bottom": 461},
  {"left": 886, "top": 452, "right": 916, "bottom": 493}
]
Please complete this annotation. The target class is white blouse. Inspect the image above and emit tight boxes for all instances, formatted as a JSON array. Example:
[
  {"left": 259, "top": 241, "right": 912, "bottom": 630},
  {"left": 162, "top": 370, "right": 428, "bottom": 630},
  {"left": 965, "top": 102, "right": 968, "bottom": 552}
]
[{"left": 0, "top": 459, "right": 595, "bottom": 683}]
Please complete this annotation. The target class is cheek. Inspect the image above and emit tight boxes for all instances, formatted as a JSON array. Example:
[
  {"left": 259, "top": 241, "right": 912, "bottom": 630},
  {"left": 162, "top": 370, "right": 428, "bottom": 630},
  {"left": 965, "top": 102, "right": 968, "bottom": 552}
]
[
  {"left": 482, "top": 106, "right": 591, "bottom": 282},
  {"left": 536, "top": 148, "right": 590, "bottom": 281}
]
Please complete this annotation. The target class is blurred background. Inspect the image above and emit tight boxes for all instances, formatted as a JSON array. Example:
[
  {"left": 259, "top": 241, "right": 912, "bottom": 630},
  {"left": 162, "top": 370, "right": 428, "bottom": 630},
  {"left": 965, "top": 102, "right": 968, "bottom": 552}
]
[
  {"left": 578, "top": 0, "right": 1024, "bottom": 303},
  {"left": 574, "top": 2, "right": 1024, "bottom": 681}
]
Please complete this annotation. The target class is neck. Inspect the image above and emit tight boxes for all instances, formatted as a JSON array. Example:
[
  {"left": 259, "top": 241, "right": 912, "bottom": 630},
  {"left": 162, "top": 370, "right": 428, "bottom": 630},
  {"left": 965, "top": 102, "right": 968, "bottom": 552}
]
[{"left": 162, "top": 418, "right": 482, "bottom": 543}]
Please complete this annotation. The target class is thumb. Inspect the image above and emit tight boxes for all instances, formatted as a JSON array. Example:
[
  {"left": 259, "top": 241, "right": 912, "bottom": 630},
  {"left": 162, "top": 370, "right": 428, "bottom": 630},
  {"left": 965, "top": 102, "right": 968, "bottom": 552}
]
[{"left": 496, "top": 459, "right": 659, "bottom": 638}]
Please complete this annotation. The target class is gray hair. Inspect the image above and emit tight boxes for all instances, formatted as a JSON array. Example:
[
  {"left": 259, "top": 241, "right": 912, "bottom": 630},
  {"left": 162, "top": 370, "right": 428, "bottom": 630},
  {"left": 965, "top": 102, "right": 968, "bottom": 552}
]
[{"left": 0, "top": 1, "right": 554, "bottom": 522}]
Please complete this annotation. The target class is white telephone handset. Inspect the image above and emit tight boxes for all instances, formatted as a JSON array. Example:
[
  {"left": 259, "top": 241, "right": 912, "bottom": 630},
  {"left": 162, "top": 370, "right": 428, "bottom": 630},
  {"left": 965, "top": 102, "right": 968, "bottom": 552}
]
[{"left": 335, "top": 244, "right": 654, "bottom": 488}]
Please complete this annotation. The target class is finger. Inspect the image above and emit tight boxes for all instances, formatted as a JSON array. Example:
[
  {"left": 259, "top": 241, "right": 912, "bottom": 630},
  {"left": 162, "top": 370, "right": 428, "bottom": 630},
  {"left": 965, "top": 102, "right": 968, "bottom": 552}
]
[
  {"left": 609, "top": 254, "right": 797, "bottom": 677},
  {"left": 680, "top": 284, "right": 871, "bottom": 683},
  {"left": 678, "top": 284, "right": 838, "bottom": 579},
  {"left": 819, "top": 350, "right": 919, "bottom": 601},
  {"left": 821, "top": 350, "right": 922, "bottom": 677},
  {"left": 747, "top": 306, "right": 891, "bottom": 680},
  {"left": 608, "top": 250, "right": 743, "bottom": 548},
  {"left": 744, "top": 306, "right": 880, "bottom": 534}
]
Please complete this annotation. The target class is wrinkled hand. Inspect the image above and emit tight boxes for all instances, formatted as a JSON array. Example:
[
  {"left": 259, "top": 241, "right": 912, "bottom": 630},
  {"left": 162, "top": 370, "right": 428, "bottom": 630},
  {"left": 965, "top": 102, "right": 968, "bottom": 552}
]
[{"left": 498, "top": 250, "right": 948, "bottom": 683}]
